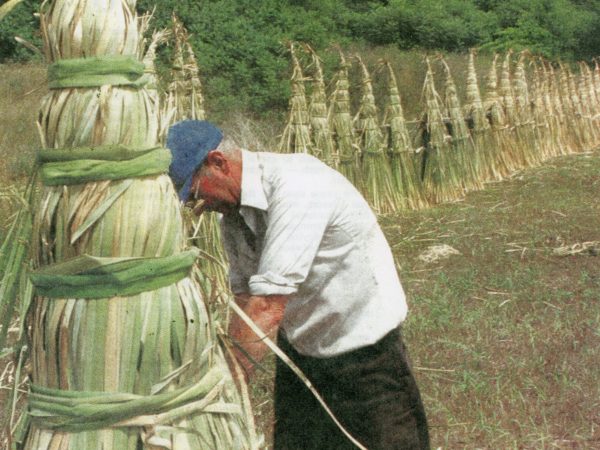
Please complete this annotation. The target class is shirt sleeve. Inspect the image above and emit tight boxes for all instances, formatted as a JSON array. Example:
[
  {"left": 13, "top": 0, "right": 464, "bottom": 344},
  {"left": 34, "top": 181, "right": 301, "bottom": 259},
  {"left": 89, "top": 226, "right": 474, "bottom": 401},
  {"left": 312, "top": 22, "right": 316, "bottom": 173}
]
[
  {"left": 220, "top": 217, "right": 249, "bottom": 294},
  {"left": 248, "top": 173, "right": 334, "bottom": 296}
]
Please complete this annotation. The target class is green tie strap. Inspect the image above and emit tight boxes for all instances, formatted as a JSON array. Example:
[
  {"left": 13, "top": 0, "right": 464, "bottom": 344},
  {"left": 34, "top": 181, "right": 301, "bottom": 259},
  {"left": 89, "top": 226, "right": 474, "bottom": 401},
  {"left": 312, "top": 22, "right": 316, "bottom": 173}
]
[
  {"left": 38, "top": 145, "right": 172, "bottom": 186},
  {"left": 29, "top": 248, "right": 199, "bottom": 299},
  {"left": 48, "top": 55, "right": 147, "bottom": 89},
  {"left": 27, "top": 366, "right": 237, "bottom": 432}
]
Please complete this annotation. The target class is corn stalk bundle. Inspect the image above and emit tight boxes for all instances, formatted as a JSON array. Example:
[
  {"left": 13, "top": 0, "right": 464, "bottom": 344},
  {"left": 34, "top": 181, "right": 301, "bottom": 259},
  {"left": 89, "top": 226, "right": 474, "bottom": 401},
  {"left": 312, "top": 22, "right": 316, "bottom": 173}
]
[
  {"left": 593, "top": 60, "right": 600, "bottom": 109},
  {"left": 328, "top": 50, "right": 361, "bottom": 187},
  {"left": 575, "top": 63, "right": 596, "bottom": 148},
  {"left": 183, "top": 42, "right": 207, "bottom": 121},
  {"left": 278, "top": 43, "right": 311, "bottom": 154},
  {"left": 18, "top": 0, "right": 256, "bottom": 448},
  {"left": 142, "top": 28, "right": 172, "bottom": 140},
  {"left": 540, "top": 60, "right": 569, "bottom": 157},
  {"left": 464, "top": 50, "right": 501, "bottom": 182},
  {"left": 381, "top": 61, "right": 428, "bottom": 210},
  {"left": 529, "top": 59, "right": 555, "bottom": 162},
  {"left": 578, "top": 62, "right": 600, "bottom": 147},
  {"left": 164, "top": 15, "right": 188, "bottom": 124},
  {"left": 483, "top": 54, "right": 517, "bottom": 178},
  {"left": 353, "top": 55, "right": 399, "bottom": 214},
  {"left": 557, "top": 62, "right": 585, "bottom": 153},
  {"left": 513, "top": 51, "right": 543, "bottom": 166},
  {"left": 420, "top": 58, "right": 464, "bottom": 204},
  {"left": 539, "top": 59, "right": 565, "bottom": 158},
  {"left": 159, "top": 18, "right": 229, "bottom": 305},
  {"left": 499, "top": 51, "right": 528, "bottom": 169},
  {"left": 163, "top": 15, "right": 206, "bottom": 125},
  {"left": 566, "top": 64, "right": 594, "bottom": 150},
  {"left": 304, "top": 44, "right": 337, "bottom": 168},
  {"left": 440, "top": 57, "right": 483, "bottom": 192}
]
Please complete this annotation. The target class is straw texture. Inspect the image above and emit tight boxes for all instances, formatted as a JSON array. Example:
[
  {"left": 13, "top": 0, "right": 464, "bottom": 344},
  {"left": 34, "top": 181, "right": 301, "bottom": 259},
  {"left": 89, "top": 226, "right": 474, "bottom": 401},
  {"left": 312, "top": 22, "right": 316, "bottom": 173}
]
[{"left": 20, "top": 1, "right": 255, "bottom": 449}]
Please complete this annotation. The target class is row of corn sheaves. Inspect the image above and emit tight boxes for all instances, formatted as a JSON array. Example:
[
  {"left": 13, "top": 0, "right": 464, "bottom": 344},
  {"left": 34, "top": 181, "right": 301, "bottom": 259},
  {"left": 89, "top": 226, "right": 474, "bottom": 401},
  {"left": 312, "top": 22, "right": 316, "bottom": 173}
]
[{"left": 279, "top": 44, "right": 600, "bottom": 214}]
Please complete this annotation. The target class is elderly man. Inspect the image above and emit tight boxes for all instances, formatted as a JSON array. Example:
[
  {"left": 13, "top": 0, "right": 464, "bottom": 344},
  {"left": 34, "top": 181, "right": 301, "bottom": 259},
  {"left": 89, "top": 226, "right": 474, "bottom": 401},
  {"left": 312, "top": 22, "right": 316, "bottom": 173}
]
[{"left": 167, "top": 120, "right": 430, "bottom": 450}]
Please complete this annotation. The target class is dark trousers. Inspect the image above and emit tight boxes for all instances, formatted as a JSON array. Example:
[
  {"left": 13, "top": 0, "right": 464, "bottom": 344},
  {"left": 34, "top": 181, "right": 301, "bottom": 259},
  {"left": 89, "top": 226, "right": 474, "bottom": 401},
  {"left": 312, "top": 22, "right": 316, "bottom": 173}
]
[{"left": 273, "top": 327, "right": 430, "bottom": 450}]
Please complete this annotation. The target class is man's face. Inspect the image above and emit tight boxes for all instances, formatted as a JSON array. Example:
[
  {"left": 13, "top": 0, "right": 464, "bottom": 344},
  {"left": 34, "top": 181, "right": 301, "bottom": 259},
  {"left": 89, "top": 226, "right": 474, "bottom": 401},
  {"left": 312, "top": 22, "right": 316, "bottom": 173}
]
[{"left": 189, "top": 151, "right": 240, "bottom": 214}]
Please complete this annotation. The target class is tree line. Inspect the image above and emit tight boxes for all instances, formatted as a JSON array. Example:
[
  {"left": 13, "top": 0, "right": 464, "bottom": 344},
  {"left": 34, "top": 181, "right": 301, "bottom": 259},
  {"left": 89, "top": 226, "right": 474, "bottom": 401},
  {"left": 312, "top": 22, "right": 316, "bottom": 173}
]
[{"left": 3, "top": 0, "right": 600, "bottom": 116}]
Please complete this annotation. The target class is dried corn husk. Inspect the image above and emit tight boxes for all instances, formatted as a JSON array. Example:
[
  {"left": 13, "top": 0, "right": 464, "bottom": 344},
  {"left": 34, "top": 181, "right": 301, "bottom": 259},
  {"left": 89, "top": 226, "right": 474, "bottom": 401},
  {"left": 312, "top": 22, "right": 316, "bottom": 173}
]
[{"left": 21, "top": 1, "right": 255, "bottom": 449}]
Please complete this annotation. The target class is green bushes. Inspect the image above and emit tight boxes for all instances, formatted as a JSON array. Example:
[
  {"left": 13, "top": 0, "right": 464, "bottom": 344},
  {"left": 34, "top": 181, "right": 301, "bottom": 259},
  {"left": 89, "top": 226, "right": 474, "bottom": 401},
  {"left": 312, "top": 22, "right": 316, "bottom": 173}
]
[{"left": 3, "top": 0, "right": 600, "bottom": 117}]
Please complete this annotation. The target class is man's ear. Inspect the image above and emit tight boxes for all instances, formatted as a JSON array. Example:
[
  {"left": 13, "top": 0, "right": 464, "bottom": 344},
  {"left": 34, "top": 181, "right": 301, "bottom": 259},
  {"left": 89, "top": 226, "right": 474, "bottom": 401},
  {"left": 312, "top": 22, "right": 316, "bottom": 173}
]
[{"left": 205, "top": 150, "right": 230, "bottom": 174}]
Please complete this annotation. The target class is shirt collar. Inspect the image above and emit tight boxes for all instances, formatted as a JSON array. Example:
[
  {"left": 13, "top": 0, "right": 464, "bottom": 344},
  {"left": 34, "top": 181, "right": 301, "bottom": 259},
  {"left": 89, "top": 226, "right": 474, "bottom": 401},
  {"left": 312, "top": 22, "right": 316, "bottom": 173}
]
[{"left": 240, "top": 149, "right": 268, "bottom": 211}]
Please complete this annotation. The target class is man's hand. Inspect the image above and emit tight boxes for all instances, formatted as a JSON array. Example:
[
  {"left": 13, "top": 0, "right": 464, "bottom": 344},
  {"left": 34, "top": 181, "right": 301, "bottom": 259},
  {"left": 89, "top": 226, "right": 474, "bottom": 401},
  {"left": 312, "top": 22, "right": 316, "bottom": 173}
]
[{"left": 228, "top": 294, "right": 288, "bottom": 380}]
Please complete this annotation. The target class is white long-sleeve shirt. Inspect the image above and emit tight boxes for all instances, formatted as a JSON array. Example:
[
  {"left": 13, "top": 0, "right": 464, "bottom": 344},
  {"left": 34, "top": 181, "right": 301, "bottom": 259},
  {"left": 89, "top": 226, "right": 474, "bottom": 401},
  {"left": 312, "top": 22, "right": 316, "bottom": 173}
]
[{"left": 220, "top": 150, "right": 407, "bottom": 357}]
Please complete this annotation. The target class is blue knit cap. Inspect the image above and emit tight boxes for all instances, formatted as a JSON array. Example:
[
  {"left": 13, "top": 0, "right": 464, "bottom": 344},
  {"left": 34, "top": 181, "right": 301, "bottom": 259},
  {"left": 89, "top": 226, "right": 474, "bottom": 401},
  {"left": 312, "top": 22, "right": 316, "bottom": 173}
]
[{"left": 167, "top": 120, "right": 223, "bottom": 201}]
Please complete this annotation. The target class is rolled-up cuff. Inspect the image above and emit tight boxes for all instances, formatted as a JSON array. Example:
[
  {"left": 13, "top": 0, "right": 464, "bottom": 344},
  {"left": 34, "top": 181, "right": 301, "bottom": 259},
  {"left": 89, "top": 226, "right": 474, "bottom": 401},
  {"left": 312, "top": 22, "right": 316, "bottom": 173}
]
[{"left": 248, "top": 272, "right": 298, "bottom": 296}]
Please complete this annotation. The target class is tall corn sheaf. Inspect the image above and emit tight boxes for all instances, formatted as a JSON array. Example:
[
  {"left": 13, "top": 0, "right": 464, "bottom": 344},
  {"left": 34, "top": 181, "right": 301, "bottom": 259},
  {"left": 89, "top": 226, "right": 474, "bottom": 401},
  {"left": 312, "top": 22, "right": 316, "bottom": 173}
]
[
  {"left": 499, "top": 51, "right": 529, "bottom": 170},
  {"left": 558, "top": 62, "right": 584, "bottom": 153},
  {"left": 484, "top": 54, "right": 516, "bottom": 177},
  {"left": 513, "top": 52, "right": 543, "bottom": 166},
  {"left": 381, "top": 61, "right": 428, "bottom": 210},
  {"left": 566, "top": 64, "right": 594, "bottom": 150},
  {"left": 305, "top": 44, "right": 337, "bottom": 168},
  {"left": 19, "top": 0, "right": 255, "bottom": 448},
  {"left": 329, "top": 50, "right": 361, "bottom": 188},
  {"left": 579, "top": 62, "right": 600, "bottom": 148},
  {"left": 440, "top": 58, "right": 483, "bottom": 192},
  {"left": 354, "top": 55, "right": 400, "bottom": 214},
  {"left": 540, "top": 61, "right": 569, "bottom": 157},
  {"left": 279, "top": 43, "right": 311, "bottom": 154},
  {"left": 464, "top": 50, "right": 501, "bottom": 182},
  {"left": 545, "top": 62, "right": 569, "bottom": 157},
  {"left": 531, "top": 60, "right": 556, "bottom": 161},
  {"left": 163, "top": 17, "right": 231, "bottom": 311},
  {"left": 420, "top": 58, "right": 464, "bottom": 204}
]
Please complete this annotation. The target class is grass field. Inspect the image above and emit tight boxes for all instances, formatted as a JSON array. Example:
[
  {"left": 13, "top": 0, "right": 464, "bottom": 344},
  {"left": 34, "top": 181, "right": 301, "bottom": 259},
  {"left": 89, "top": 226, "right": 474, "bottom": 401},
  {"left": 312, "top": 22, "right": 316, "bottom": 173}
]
[{"left": 1, "top": 62, "right": 599, "bottom": 448}]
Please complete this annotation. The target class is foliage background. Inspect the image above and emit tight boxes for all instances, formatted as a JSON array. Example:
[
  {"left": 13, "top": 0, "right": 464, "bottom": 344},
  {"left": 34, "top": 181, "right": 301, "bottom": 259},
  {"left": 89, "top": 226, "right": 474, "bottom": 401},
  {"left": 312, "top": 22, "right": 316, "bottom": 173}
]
[{"left": 3, "top": 0, "right": 600, "bottom": 117}]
